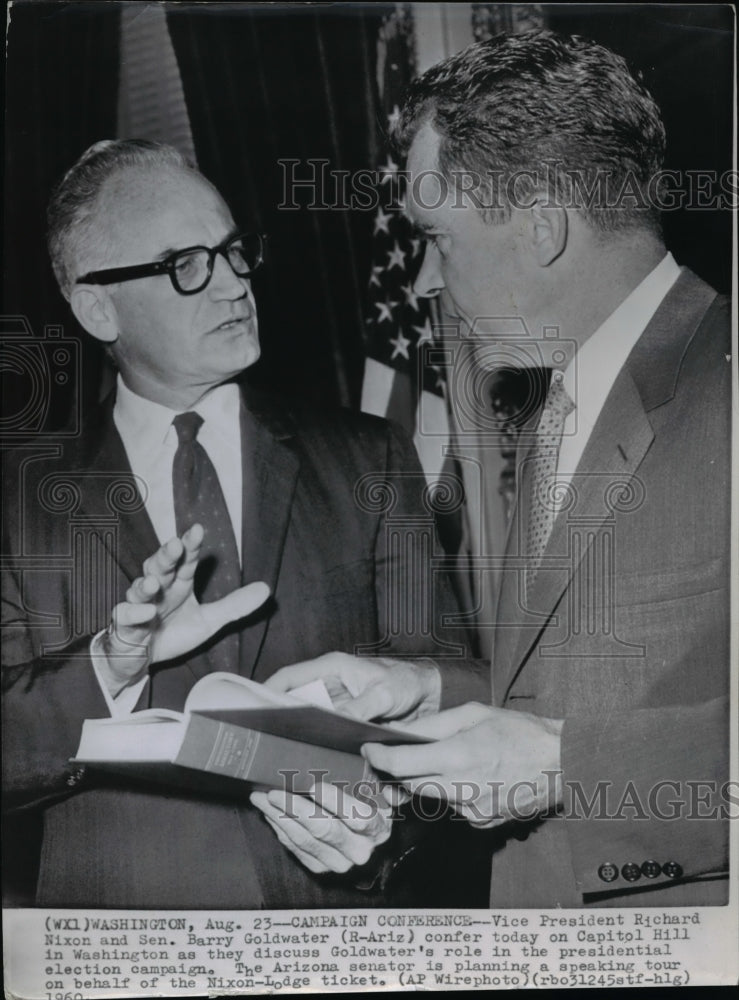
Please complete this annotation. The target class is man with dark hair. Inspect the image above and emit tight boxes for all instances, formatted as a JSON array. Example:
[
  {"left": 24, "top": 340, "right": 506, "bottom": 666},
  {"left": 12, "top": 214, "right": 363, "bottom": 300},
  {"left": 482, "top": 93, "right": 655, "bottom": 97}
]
[
  {"left": 392, "top": 29, "right": 667, "bottom": 235},
  {"left": 257, "top": 31, "right": 731, "bottom": 907},
  {"left": 2, "top": 139, "right": 464, "bottom": 908}
]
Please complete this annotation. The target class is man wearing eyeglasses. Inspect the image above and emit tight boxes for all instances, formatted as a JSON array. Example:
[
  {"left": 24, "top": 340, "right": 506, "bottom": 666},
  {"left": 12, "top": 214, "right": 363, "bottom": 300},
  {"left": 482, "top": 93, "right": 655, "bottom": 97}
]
[{"left": 2, "top": 139, "right": 463, "bottom": 908}]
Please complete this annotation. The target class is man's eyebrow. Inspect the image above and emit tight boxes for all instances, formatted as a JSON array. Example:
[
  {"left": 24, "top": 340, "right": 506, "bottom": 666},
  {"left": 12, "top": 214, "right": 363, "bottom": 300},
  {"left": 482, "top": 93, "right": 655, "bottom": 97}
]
[
  {"left": 153, "top": 242, "right": 199, "bottom": 262},
  {"left": 153, "top": 228, "right": 240, "bottom": 261}
]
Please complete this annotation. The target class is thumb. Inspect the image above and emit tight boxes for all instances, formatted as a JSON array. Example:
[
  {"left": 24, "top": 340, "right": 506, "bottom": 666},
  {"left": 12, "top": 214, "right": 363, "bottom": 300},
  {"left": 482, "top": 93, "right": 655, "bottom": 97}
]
[
  {"left": 200, "top": 581, "right": 270, "bottom": 632},
  {"left": 341, "top": 681, "right": 399, "bottom": 722},
  {"left": 393, "top": 702, "right": 492, "bottom": 740},
  {"left": 380, "top": 783, "right": 411, "bottom": 807}
]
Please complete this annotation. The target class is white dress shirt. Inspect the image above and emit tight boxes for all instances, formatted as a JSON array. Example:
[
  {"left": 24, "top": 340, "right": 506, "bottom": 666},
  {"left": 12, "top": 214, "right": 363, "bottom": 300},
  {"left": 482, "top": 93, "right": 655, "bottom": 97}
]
[
  {"left": 556, "top": 252, "right": 681, "bottom": 484},
  {"left": 93, "top": 376, "right": 243, "bottom": 714}
]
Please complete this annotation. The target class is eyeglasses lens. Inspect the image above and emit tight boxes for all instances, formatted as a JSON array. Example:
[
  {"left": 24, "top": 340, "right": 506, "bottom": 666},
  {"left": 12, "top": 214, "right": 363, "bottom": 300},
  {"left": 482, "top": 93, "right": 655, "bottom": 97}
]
[
  {"left": 171, "top": 234, "right": 263, "bottom": 294},
  {"left": 227, "top": 234, "right": 262, "bottom": 275},
  {"left": 173, "top": 250, "right": 209, "bottom": 292}
]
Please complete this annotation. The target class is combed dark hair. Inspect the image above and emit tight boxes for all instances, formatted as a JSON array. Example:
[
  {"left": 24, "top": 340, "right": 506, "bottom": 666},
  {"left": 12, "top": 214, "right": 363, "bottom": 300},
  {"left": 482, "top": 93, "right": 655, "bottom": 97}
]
[
  {"left": 393, "top": 30, "right": 666, "bottom": 234},
  {"left": 47, "top": 139, "right": 191, "bottom": 299}
]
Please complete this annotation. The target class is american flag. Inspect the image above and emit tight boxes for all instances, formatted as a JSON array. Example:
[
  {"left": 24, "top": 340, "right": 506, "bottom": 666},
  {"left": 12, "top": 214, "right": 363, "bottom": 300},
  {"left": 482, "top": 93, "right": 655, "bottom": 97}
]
[
  {"left": 366, "top": 199, "right": 440, "bottom": 400},
  {"left": 361, "top": 4, "right": 448, "bottom": 466},
  {"left": 361, "top": 4, "right": 547, "bottom": 640}
]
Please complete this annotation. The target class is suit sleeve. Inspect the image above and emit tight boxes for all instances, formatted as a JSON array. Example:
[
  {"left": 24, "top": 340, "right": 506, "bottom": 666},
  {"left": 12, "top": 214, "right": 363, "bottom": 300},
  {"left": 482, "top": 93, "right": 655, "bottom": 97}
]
[
  {"left": 1, "top": 510, "right": 112, "bottom": 810},
  {"left": 437, "top": 658, "right": 491, "bottom": 708},
  {"left": 559, "top": 309, "right": 731, "bottom": 899},
  {"left": 2, "top": 624, "right": 111, "bottom": 811},
  {"left": 371, "top": 419, "right": 491, "bottom": 704},
  {"left": 562, "top": 698, "right": 730, "bottom": 895}
]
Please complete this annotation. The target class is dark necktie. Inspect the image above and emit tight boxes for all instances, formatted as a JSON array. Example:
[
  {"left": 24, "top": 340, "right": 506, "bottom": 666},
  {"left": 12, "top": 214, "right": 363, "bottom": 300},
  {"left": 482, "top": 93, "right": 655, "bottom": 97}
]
[
  {"left": 172, "top": 411, "right": 241, "bottom": 671},
  {"left": 525, "top": 371, "right": 575, "bottom": 599}
]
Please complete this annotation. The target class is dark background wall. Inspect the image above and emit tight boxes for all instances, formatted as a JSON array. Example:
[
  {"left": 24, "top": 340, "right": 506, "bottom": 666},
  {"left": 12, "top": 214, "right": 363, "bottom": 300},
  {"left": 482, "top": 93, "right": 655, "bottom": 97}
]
[{"left": 546, "top": 3, "right": 734, "bottom": 295}]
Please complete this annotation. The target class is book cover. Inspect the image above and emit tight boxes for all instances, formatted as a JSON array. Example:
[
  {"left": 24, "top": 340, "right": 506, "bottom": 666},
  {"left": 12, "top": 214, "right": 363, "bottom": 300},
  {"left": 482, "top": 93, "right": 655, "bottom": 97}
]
[{"left": 72, "top": 673, "right": 426, "bottom": 798}]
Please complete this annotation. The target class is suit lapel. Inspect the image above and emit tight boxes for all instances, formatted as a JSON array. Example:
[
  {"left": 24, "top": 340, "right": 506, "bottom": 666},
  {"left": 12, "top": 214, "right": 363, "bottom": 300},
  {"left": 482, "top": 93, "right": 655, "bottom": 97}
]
[
  {"left": 75, "top": 398, "right": 160, "bottom": 584},
  {"left": 498, "top": 372, "right": 654, "bottom": 700},
  {"left": 495, "top": 268, "right": 717, "bottom": 702},
  {"left": 237, "top": 391, "right": 300, "bottom": 675},
  {"left": 71, "top": 386, "right": 303, "bottom": 689},
  {"left": 76, "top": 398, "right": 218, "bottom": 696}
]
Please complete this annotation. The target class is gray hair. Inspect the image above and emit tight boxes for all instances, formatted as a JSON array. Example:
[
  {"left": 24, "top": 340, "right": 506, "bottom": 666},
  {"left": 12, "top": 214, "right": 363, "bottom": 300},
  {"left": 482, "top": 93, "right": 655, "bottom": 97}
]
[{"left": 47, "top": 139, "right": 192, "bottom": 299}]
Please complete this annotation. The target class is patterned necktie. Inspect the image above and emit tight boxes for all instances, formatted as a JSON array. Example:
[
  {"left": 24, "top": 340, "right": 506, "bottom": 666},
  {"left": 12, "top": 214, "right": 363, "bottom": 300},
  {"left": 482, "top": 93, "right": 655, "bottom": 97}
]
[
  {"left": 525, "top": 371, "right": 575, "bottom": 599},
  {"left": 172, "top": 411, "right": 241, "bottom": 671}
]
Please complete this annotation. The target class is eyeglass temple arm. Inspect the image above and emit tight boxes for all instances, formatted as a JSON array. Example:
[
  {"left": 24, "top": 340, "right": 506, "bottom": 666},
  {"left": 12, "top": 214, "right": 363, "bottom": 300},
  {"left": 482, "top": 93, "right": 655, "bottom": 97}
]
[{"left": 76, "top": 260, "right": 170, "bottom": 286}]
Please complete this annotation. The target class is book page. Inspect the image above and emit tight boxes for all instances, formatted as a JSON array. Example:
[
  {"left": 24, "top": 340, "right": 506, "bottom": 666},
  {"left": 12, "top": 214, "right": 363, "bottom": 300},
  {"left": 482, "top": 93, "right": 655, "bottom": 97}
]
[
  {"left": 75, "top": 713, "right": 186, "bottom": 761},
  {"left": 184, "top": 671, "right": 334, "bottom": 713}
]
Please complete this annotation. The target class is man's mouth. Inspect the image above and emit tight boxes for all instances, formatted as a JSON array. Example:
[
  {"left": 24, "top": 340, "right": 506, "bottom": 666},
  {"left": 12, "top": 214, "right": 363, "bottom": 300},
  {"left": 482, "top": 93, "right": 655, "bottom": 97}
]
[{"left": 212, "top": 315, "right": 250, "bottom": 332}]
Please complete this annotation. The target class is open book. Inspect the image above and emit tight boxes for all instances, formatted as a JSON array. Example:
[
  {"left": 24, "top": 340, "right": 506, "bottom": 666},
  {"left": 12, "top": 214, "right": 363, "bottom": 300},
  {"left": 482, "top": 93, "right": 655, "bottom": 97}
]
[{"left": 73, "top": 672, "right": 430, "bottom": 799}]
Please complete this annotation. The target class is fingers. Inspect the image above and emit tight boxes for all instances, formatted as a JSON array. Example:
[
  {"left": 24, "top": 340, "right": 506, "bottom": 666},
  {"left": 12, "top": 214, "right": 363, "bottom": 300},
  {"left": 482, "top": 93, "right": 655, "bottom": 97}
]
[
  {"left": 251, "top": 784, "right": 392, "bottom": 874},
  {"left": 261, "top": 813, "right": 332, "bottom": 873},
  {"left": 141, "top": 535, "right": 185, "bottom": 581},
  {"left": 311, "top": 780, "right": 392, "bottom": 838},
  {"left": 263, "top": 653, "right": 345, "bottom": 693},
  {"left": 376, "top": 782, "right": 411, "bottom": 808},
  {"left": 265, "top": 656, "right": 411, "bottom": 722},
  {"left": 111, "top": 600, "right": 157, "bottom": 633},
  {"left": 100, "top": 601, "right": 157, "bottom": 693},
  {"left": 362, "top": 740, "right": 444, "bottom": 779},
  {"left": 323, "top": 677, "right": 358, "bottom": 705},
  {"left": 361, "top": 703, "right": 493, "bottom": 778},
  {"left": 252, "top": 792, "right": 357, "bottom": 872},
  {"left": 250, "top": 791, "right": 330, "bottom": 873},
  {"left": 117, "top": 525, "right": 207, "bottom": 628},
  {"left": 123, "top": 526, "right": 205, "bottom": 610},
  {"left": 199, "top": 581, "right": 270, "bottom": 632},
  {"left": 341, "top": 659, "right": 439, "bottom": 723},
  {"left": 342, "top": 679, "right": 404, "bottom": 721},
  {"left": 181, "top": 522, "right": 204, "bottom": 551},
  {"left": 125, "top": 574, "right": 161, "bottom": 606},
  {"left": 106, "top": 601, "right": 157, "bottom": 664},
  {"left": 263, "top": 664, "right": 313, "bottom": 693},
  {"left": 177, "top": 524, "right": 204, "bottom": 581},
  {"left": 391, "top": 702, "right": 492, "bottom": 739},
  {"left": 139, "top": 526, "right": 203, "bottom": 585}
]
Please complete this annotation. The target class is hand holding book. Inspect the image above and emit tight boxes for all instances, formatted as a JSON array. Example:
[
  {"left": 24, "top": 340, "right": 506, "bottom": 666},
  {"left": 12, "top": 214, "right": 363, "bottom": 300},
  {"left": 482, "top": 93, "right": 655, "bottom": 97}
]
[
  {"left": 73, "top": 670, "right": 431, "bottom": 798},
  {"left": 251, "top": 779, "right": 393, "bottom": 876},
  {"left": 265, "top": 650, "right": 443, "bottom": 723},
  {"left": 75, "top": 665, "right": 436, "bottom": 879},
  {"left": 250, "top": 651, "right": 444, "bottom": 875}
]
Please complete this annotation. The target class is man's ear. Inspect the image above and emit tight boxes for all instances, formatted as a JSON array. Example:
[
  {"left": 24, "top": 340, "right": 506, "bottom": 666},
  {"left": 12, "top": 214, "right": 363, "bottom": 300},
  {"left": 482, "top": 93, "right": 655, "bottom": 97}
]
[
  {"left": 69, "top": 286, "right": 119, "bottom": 344},
  {"left": 529, "top": 198, "right": 568, "bottom": 266}
]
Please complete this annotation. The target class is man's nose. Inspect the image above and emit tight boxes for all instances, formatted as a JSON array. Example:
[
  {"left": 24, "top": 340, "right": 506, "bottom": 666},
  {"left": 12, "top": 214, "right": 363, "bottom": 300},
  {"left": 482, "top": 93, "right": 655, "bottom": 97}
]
[
  {"left": 208, "top": 250, "right": 248, "bottom": 298},
  {"left": 413, "top": 243, "right": 445, "bottom": 299}
]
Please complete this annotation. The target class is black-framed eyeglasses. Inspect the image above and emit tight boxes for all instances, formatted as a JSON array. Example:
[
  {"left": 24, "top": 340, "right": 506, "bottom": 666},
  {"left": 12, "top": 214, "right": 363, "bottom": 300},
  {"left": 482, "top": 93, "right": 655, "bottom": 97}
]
[{"left": 76, "top": 231, "right": 266, "bottom": 296}]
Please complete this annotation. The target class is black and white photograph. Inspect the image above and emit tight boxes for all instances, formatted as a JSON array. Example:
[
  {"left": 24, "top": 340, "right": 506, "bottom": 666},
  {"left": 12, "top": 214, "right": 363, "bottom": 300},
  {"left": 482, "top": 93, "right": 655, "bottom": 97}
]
[{"left": 2, "top": 1, "right": 736, "bottom": 994}]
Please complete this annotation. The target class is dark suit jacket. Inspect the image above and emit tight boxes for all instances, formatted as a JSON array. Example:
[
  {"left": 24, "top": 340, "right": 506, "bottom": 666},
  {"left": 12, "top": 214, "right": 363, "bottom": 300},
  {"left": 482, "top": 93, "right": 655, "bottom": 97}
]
[
  {"left": 441, "top": 268, "right": 731, "bottom": 906},
  {"left": 2, "top": 386, "right": 464, "bottom": 907}
]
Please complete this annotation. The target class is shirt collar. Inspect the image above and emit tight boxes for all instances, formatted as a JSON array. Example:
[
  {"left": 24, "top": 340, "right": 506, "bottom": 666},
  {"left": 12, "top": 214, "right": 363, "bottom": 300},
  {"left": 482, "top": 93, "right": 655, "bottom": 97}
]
[
  {"left": 562, "top": 252, "right": 681, "bottom": 420},
  {"left": 114, "top": 375, "right": 241, "bottom": 452}
]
